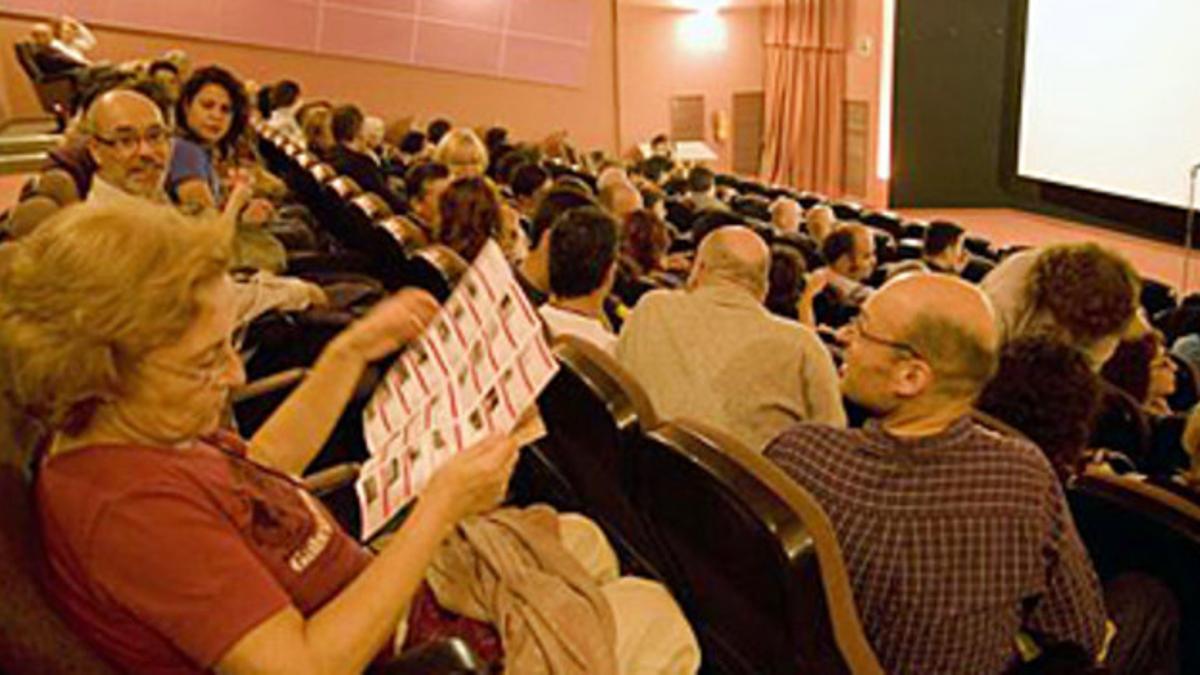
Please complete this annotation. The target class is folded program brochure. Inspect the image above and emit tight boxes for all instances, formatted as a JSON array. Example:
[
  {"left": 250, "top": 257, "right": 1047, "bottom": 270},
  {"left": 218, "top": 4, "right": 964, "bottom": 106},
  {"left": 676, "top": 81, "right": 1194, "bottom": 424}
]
[{"left": 356, "top": 240, "right": 558, "bottom": 540}]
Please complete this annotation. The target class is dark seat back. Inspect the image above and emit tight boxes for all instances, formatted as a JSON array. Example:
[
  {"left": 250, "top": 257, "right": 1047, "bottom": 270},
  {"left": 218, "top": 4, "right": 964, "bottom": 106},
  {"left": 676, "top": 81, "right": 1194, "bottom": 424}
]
[
  {"left": 13, "top": 42, "right": 77, "bottom": 120},
  {"left": 513, "top": 336, "right": 664, "bottom": 576},
  {"left": 1068, "top": 471, "right": 1200, "bottom": 673},
  {"left": 0, "top": 464, "right": 119, "bottom": 674},
  {"left": 632, "top": 420, "right": 882, "bottom": 675}
]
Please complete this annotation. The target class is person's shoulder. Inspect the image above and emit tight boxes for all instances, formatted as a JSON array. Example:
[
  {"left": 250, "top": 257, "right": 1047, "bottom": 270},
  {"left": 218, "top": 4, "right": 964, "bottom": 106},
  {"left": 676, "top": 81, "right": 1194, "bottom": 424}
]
[
  {"left": 767, "top": 422, "right": 859, "bottom": 459},
  {"left": 628, "top": 287, "right": 685, "bottom": 315},
  {"left": 961, "top": 422, "right": 1061, "bottom": 487}
]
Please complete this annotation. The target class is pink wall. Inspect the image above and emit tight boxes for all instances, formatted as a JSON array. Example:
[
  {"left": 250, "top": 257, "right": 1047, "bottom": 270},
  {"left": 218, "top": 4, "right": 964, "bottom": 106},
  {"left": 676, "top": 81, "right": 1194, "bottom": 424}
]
[
  {"left": 845, "top": 0, "right": 888, "bottom": 208},
  {"left": 0, "top": 3, "right": 618, "bottom": 150},
  {"left": 616, "top": 5, "right": 763, "bottom": 173}
]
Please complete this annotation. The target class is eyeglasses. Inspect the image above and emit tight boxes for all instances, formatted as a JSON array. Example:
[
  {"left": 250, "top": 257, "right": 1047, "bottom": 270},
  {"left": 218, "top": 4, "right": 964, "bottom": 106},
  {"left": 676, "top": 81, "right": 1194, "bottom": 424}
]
[
  {"left": 844, "top": 315, "right": 925, "bottom": 360},
  {"left": 141, "top": 339, "right": 240, "bottom": 388},
  {"left": 92, "top": 126, "right": 171, "bottom": 155}
]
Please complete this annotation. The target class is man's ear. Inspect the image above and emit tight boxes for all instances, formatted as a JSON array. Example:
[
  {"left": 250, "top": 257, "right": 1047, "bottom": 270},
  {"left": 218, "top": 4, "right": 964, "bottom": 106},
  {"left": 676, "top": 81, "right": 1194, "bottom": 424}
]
[{"left": 893, "top": 359, "right": 934, "bottom": 399}]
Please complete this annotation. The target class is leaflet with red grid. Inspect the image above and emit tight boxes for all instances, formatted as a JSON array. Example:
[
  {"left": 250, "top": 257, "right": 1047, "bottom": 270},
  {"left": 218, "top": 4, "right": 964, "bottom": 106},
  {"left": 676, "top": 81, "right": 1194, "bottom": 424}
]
[{"left": 357, "top": 241, "right": 557, "bottom": 540}]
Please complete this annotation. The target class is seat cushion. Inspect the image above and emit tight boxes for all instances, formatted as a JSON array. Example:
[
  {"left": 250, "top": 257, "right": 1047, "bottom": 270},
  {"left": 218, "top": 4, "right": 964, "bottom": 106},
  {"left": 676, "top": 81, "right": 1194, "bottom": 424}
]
[{"left": 0, "top": 467, "right": 117, "bottom": 674}]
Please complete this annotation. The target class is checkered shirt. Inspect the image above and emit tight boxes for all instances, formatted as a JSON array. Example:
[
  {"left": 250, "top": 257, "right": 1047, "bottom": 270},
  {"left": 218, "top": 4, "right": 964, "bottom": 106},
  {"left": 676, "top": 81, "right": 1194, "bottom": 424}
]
[{"left": 765, "top": 417, "right": 1106, "bottom": 674}]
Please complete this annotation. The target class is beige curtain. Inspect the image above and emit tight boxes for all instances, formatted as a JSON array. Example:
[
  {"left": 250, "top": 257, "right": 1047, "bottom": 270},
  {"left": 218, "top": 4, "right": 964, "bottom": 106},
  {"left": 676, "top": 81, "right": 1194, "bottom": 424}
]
[{"left": 760, "top": 0, "right": 847, "bottom": 195}]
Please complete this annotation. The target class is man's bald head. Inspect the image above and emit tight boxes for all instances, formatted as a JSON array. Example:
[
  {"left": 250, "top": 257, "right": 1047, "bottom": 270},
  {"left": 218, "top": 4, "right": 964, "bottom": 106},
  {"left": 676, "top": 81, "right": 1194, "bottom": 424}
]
[
  {"left": 600, "top": 181, "right": 643, "bottom": 220},
  {"left": 770, "top": 197, "right": 802, "bottom": 233},
  {"left": 876, "top": 274, "right": 998, "bottom": 395},
  {"left": 30, "top": 23, "right": 53, "bottom": 47},
  {"left": 86, "top": 90, "right": 170, "bottom": 199},
  {"left": 691, "top": 226, "right": 770, "bottom": 299}
]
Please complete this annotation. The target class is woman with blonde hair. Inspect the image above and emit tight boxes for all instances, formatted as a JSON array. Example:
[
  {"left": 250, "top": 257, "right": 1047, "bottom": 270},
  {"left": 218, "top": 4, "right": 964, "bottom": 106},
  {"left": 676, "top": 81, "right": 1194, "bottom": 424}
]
[{"left": 433, "top": 127, "right": 488, "bottom": 178}]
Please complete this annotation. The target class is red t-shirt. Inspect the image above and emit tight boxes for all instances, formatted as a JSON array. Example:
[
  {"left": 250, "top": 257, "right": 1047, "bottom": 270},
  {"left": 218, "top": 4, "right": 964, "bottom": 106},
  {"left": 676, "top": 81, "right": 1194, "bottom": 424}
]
[{"left": 36, "top": 433, "right": 373, "bottom": 674}]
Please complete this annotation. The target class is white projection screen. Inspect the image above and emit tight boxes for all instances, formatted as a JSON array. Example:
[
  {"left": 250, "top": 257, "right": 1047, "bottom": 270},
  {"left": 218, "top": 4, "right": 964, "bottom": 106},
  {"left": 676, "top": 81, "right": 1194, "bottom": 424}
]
[{"left": 1019, "top": 0, "right": 1200, "bottom": 208}]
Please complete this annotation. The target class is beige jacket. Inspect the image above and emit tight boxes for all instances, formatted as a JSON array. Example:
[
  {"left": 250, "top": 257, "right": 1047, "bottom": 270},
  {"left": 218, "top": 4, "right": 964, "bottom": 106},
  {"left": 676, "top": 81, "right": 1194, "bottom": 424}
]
[{"left": 426, "top": 506, "right": 619, "bottom": 675}]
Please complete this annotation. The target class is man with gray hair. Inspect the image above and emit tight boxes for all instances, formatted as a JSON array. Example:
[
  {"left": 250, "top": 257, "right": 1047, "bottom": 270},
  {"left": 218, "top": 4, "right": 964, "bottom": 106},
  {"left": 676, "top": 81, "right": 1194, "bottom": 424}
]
[{"left": 616, "top": 226, "right": 845, "bottom": 451}]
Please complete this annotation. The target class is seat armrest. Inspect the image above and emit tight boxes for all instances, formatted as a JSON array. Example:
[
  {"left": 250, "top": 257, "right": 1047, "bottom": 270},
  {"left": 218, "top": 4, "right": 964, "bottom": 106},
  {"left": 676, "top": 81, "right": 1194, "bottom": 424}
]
[
  {"left": 302, "top": 462, "right": 361, "bottom": 497},
  {"left": 231, "top": 368, "right": 307, "bottom": 403}
]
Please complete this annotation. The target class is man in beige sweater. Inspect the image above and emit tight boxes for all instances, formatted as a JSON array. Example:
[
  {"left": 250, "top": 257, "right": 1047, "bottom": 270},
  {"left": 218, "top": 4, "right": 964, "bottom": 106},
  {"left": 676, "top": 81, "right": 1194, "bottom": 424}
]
[{"left": 616, "top": 226, "right": 846, "bottom": 451}]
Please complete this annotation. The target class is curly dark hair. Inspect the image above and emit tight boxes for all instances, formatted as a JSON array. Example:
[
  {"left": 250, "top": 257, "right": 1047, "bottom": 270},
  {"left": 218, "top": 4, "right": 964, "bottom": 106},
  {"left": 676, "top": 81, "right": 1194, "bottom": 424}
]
[
  {"left": 175, "top": 65, "right": 249, "bottom": 160},
  {"left": 438, "top": 177, "right": 500, "bottom": 261},
  {"left": 977, "top": 336, "right": 1103, "bottom": 481},
  {"left": 1029, "top": 243, "right": 1140, "bottom": 345}
]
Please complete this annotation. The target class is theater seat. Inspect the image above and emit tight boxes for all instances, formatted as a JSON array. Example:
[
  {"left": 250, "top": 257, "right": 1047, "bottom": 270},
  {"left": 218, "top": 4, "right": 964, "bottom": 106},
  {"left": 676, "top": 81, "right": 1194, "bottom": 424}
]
[
  {"left": 0, "top": 465, "right": 119, "bottom": 674},
  {"left": 511, "top": 335, "right": 666, "bottom": 577},
  {"left": 13, "top": 42, "right": 78, "bottom": 129},
  {"left": 401, "top": 245, "right": 467, "bottom": 301},
  {"left": 632, "top": 420, "right": 883, "bottom": 675},
  {"left": 1068, "top": 470, "right": 1200, "bottom": 674}
]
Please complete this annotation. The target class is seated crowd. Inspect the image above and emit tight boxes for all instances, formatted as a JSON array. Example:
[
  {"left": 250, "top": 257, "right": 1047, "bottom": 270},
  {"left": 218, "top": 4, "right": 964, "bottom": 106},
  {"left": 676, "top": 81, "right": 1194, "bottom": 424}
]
[{"left": 2, "top": 34, "right": 1198, "bottom": 675}]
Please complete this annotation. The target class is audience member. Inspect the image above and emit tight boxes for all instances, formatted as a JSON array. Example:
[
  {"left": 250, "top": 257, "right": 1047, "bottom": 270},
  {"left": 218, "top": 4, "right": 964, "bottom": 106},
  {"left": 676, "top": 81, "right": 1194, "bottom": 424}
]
[
  {"left": 516, "top": 186, "right": 597, "bottom": 306},
  {"left": 330, "top": 104, "right": 406, "bottom": 213},
  {"left": 981, "top": 243, "right": 1141, "bottom": 368},
  {"left": 809, "top": 224, "right": 877, "bottom": 327},
  {"left": 147, "top": 60, "right": 181, "bottom": 106},
  {"left": 171, "top": 65, "right": 250, "bottom": 210},
  {"left": 438, "top": 176, "right": 500, "bottom": 261},
  {"left": 435, "top": 128, "right": 488, "bottom": 179},
  {"left": 264, "top": 79, "right": 303, "bottom": 141},
  {"left": 617, "top": 226, "right": 845, "bottom": 451},
  {"left": 1102, "top": 331, "right": 1177, "bottom": 416},
  {"left": 600, "top": 179, "right": 643, "bottom": 221},
  {"left": 361, "top": 116, "right": 387, "bottom": 165},
  {"left": 650, "top": 133, "right": 673, "bottom": 159},
  {"left": 769, "top": 196, "right": 802, "bottom": 234},
  {"left": 403, "top": 161, "right": 451, "bottom": 239},
  {"left": 84, "top": 89, "right": 171, "bottom": 203},
  {"left": 924, "top": 220, "right": 969, "bottom": 274},
  {"left": 978, "top": 336, "right": 1104, "bottom": 480},
  {"left": 805, "top": 204, "right": 838, "bottom": 244},
  {"left": 426, "top": 117, "right": 452, "bottom": 145},
  {"left": 765, "top": 274, "right": 1112, "bottom": 673},
  {"left": 686, "top": 166, "right": 726, "bottom": 213},
  {"left": 27, "top": 21, "right": 92, "bottom": 86},
  {"left": 765, "top": 245, "right": 806, "bottom": 321},
  {"left": 539, "top": 207, "right": 620, "bottom": 354},
  {"left": 510, "top": 163, "right": 550, "bottom": 218},
  {"left": 300, "top": 105, "right": 335, "bottom": 160}
]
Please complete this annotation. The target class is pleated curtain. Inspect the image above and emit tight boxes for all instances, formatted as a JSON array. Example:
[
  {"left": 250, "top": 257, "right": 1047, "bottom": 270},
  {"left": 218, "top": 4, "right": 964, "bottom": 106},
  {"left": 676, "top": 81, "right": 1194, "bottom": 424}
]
[{"left": 760, "top": 0, "right": 847, "bottom": 195}]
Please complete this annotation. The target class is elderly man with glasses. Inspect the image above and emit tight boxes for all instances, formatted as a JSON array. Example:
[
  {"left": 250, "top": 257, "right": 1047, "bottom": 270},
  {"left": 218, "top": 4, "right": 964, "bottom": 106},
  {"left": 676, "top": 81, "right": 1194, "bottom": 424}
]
[
  {"left": 765, "top": 273, "right": 1114, "bottom": 674},
  {"left": 85, "top": 89, "right": 173, "bottom": 204}
]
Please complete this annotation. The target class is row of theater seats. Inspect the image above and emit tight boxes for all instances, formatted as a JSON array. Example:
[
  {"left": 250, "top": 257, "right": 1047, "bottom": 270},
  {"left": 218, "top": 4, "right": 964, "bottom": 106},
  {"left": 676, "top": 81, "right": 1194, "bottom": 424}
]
[{"left": 254, "top": 122, "right": 466, "bottom": 299}]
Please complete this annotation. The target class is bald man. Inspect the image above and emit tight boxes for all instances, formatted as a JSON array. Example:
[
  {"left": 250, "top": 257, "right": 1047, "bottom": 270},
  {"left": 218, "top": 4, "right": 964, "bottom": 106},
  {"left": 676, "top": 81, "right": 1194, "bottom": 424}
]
[
  {"left": 616, "top": 226, "right": 844, "bottom": 452},
  {"left": 599, "top": 180, "right": 643, "bottom": 221},
  {"left": 85, "top": 89, "right": 172, "bottom": 202},
  {"left": 766, "top": 274, "right": 1108, "bottom": 674}
]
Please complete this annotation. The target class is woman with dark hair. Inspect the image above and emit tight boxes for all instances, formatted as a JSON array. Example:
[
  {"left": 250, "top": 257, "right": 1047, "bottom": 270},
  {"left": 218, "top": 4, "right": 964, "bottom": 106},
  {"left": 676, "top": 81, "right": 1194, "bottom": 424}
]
[
  {"left": 169, "top": 65, "right": 283, "bottom": 271},
  {"left": 612, "top": 209, "right": 679, "bottom": 307},
  {"left": 765, "top": 246, "right": 806, "bottom": 321},
  {"left": 168, "top": 65, "right": 250, "bottom": 211},
  {"left": 438, "top": 176, "right": 501, "bottom": 261}
]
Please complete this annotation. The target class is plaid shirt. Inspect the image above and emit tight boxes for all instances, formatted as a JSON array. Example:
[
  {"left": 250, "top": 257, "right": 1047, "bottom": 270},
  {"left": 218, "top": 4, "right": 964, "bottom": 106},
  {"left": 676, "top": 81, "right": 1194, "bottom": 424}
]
[{"left": 765, "top": 417, "right": 1106, "bottom": 674}]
